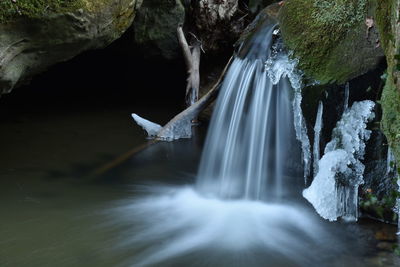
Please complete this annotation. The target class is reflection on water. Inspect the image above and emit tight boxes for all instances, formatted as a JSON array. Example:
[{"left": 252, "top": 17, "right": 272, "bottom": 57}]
[{"left": 0, "top": 106, "right": 399, "bottom": 266}]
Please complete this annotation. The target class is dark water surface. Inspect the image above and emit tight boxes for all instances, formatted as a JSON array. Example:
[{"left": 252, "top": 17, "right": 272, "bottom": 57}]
[
  {"left": 0, "top": 101, "right": 398, "bottom": 266},
  {"left": 0, "top": 97, "right": 186, "bottom": 266},
  {"left": 0, "top": 54, "right": 398, "bottom": 266}
]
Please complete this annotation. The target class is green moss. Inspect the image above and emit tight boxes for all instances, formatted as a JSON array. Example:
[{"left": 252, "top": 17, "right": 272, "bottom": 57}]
[
  {"left": 381, "top": 72, "right": 400, "bottom": 163},
  {"left": 0, "top": 0, "right": 84, "bottom": 23},
  {"left": 279, "top": 0, "right": 369, "bottom": 84},
  {"left": 375, "top": 0, "right": 395, "bottom": 52},
  {"left": 360, "top": 191, "right": 399, "bottom": 222},
  {"left": 375, "top": 0, "right": 400, "bottom": 164}
]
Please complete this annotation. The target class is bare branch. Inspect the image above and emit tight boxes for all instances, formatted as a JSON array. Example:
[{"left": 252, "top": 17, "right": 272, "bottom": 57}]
[
  {"left": 157, "top": 56, "right": 233, "bottom": 140},
  {"left": 177, "top": 25, "right": 193, "bottom": 70}
]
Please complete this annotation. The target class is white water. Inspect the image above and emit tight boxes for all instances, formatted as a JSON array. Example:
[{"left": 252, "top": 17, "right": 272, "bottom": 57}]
[
  {"left": 303, "top": 100, "right": 375, "bottom": 221},
  {"left": 197, "top": 34, "right": 298, "bottom": 200},
  {"left": 313, "top": 101, "right": 324, "bottom": 176},
  {"left": 113, "top": 186, "right": 333, "bottom": 267},
  {"left": 112, "top": 24, "right": 353, "bottom": 266}
]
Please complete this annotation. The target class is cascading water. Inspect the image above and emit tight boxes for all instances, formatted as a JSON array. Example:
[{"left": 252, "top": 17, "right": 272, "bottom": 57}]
[
  {"left": 110, "top": 22, "right": 349, "bottom": 267},
  {"left": 196, "top": 25, "right": 297, "bottom": 201}
]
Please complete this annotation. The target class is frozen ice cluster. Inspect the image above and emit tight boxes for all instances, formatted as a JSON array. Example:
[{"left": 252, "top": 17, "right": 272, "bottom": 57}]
[
  {"left": 303, "top": 100, "right": 375, "bottom": 221},
  {"left": 265, "top": 47, "right": 311, "bottom": 184}
]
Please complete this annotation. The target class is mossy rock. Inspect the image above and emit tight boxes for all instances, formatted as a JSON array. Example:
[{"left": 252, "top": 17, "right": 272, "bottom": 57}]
[
  {"left": 279, "top": 0, "right": 384, "bottom": 84},
  {"left": 0, "top": 0, "right": 142, "bottom": 95},
  {"left": 375, "top": 0, "right": 400, "bottom": 165},
  {"left": 0, "top": 0, "right": 83, "bottom": 23},
  {"left": 133, "top": 0, "right": 185, "bottom": 60}
]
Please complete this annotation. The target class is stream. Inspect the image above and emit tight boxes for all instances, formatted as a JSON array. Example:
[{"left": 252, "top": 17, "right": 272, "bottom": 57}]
[{"left": 0, "top": 102, "right": 398, "bottom": 266}]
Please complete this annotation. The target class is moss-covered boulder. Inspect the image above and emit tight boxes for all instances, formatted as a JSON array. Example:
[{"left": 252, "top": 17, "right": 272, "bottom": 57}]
[
  {"left": 376, "top": 0, "right": 400, "bottom": 165},
  {"left": 133, "top": 0, "right": 185, "bottom": 60},
  {"left": 279, "top": 0, "right": 384, "bottom": 84},
  {"left": 0, "top": 0, "right": 142, "bottom": 95}
]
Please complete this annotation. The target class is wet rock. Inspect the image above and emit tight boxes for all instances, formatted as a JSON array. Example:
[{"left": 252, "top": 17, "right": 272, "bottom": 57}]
[
  {"left": 133, "top": 0, "right": 185, "bottom": 60},
  {"left": 248, "top": 0, "right": 277, "bottom": 14},
  {"left": 375, "top": 228, "right": 398, "bottom": 242},
  {"left": 190, "top": 0, "right": 248, "bottom": 53},
  {"left": 0, "top": 0, "right": 142, "bottom": 96},
  {"left": 236, "top": 3, "right": 281, "bottom": 57}
]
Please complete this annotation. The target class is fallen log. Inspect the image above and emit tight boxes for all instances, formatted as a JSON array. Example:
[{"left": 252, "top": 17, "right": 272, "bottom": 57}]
[
  {"left": 91, "top": 56, "right": 233, "bottom": 176},
  {"left": 156, "top": 55, "right": 232, "bottom": 140}
]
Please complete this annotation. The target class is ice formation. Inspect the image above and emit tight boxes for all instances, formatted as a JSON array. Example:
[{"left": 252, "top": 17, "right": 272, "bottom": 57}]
[
  {"left": 265, "top": 44, "right": 311, "bottom": 185},
  {"left": 343, "top": 82, "right": 349, "bottom": 112},
  {"left": 131, "top": 113, "right": 162, "bottom": 137},
  {"left": 303, "top": 100, "right": 375, "bottom": 221},
  {"left": 398, "top": 177, "right": 400, "bottom": 235},
  {"left": 313, "top": 101, "right": 323, "bottom": 176},
  {"left": 387, "top": 148, "right": 400, "bottom": 234},
  {"left": 156, "top": 117, "right": 193, "bottom": 141}
]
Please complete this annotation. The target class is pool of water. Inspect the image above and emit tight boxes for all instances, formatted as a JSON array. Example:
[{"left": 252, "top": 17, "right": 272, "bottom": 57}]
[{"left": 0, "top": 103, "right": 399, "bottom": 266}]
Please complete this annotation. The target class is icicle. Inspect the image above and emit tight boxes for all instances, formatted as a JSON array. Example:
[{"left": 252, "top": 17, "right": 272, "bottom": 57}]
[
  {"left": 343, "top": 82, "right": 350, "bottom": 112},
  {"left": 313, "top": 101, "right": 323, "bottom": 176},
  {"left": 397, "top": 177, "right": 400, "bottom": 235},
  {"left": 292, "top": 82, "right": 311, "bottom": 184},
  {"left": 266, "top": 48, "right": 311, "bottom": 184},
  {"left": 131, "top": 113, "right": 162, "bottom": 137},
  {"left": 303, "top": 100, "right": 375, "bottom": 221}
]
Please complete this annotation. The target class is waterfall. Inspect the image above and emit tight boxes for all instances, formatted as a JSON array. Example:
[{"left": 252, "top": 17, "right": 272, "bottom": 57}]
[
  {"left": 196, "top": 24, "right": 300, "bottom": 201},
  {"left": 303, "top": 101, "right": 375, "bottom": 221},
  {"left": 112, "top": 23, "right": 346, "bottom": 267},
  {"left": 313, "top": 101, "right": 323, "bottom": 176}
]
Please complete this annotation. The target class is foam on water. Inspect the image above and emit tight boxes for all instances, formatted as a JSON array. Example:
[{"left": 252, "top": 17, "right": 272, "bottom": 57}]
[
  {"left": 111, "top": 186, "right": 337, "bottom": 267},
  {"left": 110, "top": 23, "right": 348, "bottom": 266}
]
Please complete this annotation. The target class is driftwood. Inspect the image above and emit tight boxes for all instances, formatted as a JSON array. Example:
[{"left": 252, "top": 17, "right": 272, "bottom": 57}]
[
  {"left": 177, "top": 26, "right": 201, "bottom": 107},
  {"left": 91, "top": 56, "right": 233, "bottom": 176},
  {"left": 156, "top": 56, "right": 233, "bottom": 140}
]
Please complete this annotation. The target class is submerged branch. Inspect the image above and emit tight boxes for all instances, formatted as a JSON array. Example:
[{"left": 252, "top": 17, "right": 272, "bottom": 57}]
[{"left": 92, "top": 57, "right": 233, "bottom": 175}]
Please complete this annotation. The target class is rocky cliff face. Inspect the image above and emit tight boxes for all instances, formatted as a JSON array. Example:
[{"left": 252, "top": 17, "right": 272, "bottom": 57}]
[
  {"left": 0, "top": 0, "right": 142, "bottom": 96},
  {"left": 132, "top": 0, "right": 185, "bottom": 60}
]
